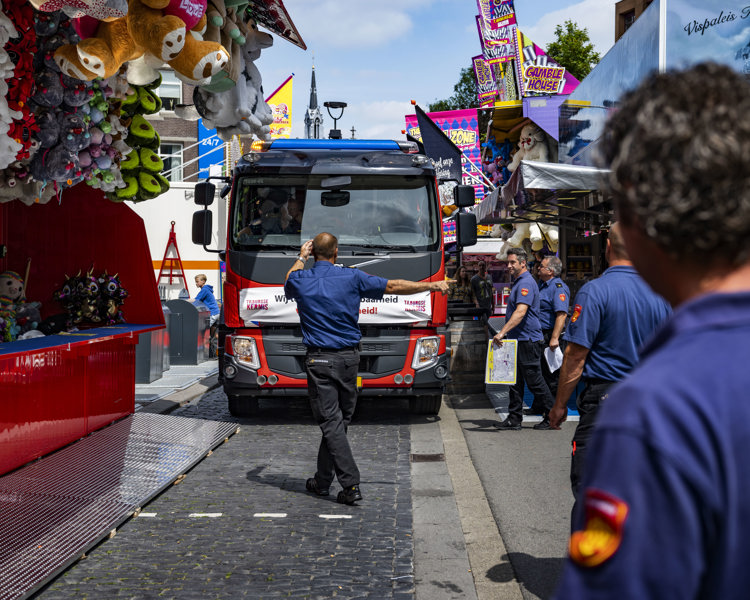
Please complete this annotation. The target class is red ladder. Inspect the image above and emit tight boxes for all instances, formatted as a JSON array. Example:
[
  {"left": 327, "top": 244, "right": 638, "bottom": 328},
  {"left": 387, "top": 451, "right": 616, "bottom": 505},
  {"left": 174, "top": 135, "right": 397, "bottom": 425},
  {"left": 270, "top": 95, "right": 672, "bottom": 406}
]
[{"left": 156, "top": 221, "right": 189, "bottom": 296}]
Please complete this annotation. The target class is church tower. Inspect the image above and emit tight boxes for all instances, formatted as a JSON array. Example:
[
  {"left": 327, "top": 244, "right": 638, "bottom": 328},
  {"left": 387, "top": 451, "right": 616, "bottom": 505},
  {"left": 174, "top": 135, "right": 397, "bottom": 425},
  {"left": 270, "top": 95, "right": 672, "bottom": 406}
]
[{"left": 304, "top": 65, "right": 323, "bottom": 139}]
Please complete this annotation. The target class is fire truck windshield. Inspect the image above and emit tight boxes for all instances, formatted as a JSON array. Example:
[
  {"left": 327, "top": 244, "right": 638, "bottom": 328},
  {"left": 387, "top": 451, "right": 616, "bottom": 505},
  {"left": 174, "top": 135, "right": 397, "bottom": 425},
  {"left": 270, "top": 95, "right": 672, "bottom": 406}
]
[{"left": 231, "top": 175, "right": 440, "bottom": 252}]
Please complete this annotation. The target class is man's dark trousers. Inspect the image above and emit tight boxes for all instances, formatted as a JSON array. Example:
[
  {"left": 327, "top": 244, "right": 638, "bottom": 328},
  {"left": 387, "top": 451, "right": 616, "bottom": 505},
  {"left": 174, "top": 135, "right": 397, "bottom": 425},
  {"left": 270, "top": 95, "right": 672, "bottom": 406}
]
[
  {"left": 508, "top": 340, "right": 554, "bottom": 424},
  {"left": 305, "top": 347, "right": 361, "bottom": 489},
  {"left": 530, "top": 330, "right": 567, "bottom": 413},
  {"left": 570, "top": 379, "right": 613, "bottom": 500}
]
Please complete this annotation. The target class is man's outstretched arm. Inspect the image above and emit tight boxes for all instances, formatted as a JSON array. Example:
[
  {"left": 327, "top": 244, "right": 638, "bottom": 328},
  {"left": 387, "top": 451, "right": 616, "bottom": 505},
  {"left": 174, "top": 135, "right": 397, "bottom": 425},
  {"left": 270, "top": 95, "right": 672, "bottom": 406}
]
[{"left": 385, "top": 279, "right": 450, "bottom": 295}]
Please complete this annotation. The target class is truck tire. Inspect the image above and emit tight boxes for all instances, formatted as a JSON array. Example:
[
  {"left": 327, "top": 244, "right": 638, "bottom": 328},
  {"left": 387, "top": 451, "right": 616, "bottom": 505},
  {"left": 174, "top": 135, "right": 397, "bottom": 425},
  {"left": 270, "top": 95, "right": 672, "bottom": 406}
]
[
  {"left": 409, "top": 394, "right": 442, "bottom": 415},
  {"left": 227, "top": 394, "right": 259, "bottom": 418}
]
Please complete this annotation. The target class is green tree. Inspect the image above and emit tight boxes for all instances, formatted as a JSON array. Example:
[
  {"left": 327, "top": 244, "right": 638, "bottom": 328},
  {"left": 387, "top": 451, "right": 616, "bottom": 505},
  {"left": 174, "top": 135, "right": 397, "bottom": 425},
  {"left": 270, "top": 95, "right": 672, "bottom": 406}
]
[
  {"left": 428, "top": 67, "right": 478, "bottom": 112},
  {"left": 545, "top": 20, "right": 600, "bottom": 81}
]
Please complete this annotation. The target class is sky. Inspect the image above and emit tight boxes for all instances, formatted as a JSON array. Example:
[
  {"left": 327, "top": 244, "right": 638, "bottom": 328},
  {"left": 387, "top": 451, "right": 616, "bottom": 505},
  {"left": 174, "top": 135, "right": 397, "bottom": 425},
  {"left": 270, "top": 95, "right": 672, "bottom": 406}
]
[{"left": 254, "top": 0, "right": 617, "bottom": 140}]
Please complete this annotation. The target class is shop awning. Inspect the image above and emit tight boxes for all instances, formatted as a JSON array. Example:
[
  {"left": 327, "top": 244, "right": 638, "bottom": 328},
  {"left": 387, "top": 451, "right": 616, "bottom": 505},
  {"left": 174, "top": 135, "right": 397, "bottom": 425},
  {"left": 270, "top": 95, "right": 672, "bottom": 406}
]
[
  {"left": 521, "top": 160, "right": 609, "bottom": 190},
  {"left": 501, "top": 160, "right": 610, "bottom": 206},
  {"left": 462, "top": 239, "right": 507, "bottom": 254}
]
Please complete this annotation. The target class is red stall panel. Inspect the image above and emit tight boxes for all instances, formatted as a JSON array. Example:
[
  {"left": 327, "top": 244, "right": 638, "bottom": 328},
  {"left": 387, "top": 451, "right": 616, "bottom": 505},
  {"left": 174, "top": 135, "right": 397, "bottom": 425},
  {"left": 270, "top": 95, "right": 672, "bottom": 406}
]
[{"left": 0, "top": 347, "right": 87, "bottom": 476}]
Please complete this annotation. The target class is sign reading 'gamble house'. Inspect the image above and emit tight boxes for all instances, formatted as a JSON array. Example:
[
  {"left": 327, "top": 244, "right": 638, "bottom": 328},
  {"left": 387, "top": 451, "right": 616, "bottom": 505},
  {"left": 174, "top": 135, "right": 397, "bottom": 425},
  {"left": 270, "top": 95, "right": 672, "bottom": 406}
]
[{"left": 523, "top": 64, "right": 567, "bottom": 93}]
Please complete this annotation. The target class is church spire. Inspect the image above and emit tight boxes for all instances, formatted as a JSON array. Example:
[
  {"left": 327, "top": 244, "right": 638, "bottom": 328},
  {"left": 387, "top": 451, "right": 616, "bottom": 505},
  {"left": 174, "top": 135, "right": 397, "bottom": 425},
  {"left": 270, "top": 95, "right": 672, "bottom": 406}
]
[
  {"left": 309, "top": 65, "right": 318, "bottom": 111},
  {"left": 304, "top": 61, "right": 324, "bottom": 139}
]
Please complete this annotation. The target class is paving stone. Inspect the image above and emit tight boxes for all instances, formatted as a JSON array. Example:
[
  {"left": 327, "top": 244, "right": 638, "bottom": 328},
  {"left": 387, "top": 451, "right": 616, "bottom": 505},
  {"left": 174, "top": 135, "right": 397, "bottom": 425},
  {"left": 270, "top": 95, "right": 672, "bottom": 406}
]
[{"left": 36, "top": 390, "right": 416, "bottom": 599}]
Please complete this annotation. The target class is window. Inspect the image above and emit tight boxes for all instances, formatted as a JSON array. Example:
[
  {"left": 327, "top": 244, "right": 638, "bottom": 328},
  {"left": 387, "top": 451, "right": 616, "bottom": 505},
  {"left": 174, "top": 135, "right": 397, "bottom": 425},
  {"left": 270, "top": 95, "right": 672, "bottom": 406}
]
[
  {"left": 623, "top": 10, "right": 636, "bottom": 31},
  {"left": 160, "top": 143, "right": 183, "bottom": 182},
  {"left": 157, "top": 70, "right": 182, "bottom": 111},
  {"left": 230, "top": 175, "right": 440, "bottom": 251}
]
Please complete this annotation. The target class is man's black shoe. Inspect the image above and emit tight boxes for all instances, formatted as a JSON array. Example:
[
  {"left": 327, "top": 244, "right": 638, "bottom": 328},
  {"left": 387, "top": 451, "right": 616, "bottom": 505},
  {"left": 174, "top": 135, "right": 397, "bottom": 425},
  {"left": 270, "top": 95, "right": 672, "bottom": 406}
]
[
  {"left": 533, "top": 419, "right": 553, "bottom": 430},
  {"left": 524, "top": 408, "right": 544, "bottom": 416},
  {"left": 306, "top": 478, "right": 329, "bottom": 496},
  {"left": 493, "top": 419, "right": 521, "bottom": 431},
  {"left": 336, "top": 485, "right": 362, "bottom": 505}
]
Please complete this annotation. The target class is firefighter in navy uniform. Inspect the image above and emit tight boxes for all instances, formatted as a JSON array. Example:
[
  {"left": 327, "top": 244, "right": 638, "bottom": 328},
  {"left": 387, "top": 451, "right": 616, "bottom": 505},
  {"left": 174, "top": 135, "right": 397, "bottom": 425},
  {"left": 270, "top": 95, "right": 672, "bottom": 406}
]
[
  {"left": 548, "top": 224, "right": 670, "bottom": 503},
  {"left": 553, "top": 63, "right": 750, "bottom": 599},
  {"left": 491, "top": 247, "right": 555, "bottom": 430},
  {"left": 285, "top": 233, "right": 449, "bottom": 505},
  {"left": 527, "top": 255, "right": 569, "bottom": 415}
]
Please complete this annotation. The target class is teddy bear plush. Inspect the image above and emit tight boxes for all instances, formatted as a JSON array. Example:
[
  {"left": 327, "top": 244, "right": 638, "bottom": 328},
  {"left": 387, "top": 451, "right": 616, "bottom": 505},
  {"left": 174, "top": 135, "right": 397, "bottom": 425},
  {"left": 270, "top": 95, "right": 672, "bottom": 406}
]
[
  {"left": 0, "top": 270, "right": 43, "bottom": 340},
  {"left": 507, "top": 123, "right": 550, "bottom": 172},
  {"left": 53, "top": 0, "right": 229, "bottom": 86}
]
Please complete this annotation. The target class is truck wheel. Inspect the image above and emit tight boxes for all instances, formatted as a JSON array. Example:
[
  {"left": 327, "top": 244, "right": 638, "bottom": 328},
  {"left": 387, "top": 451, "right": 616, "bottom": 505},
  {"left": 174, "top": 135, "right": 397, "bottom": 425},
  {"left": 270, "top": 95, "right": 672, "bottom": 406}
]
[
  {"left": 227, "top": 394, "right": 259, "bottom": 418},
  {"left": 409, "top": 394, "right": 442, "bottom": 415}
]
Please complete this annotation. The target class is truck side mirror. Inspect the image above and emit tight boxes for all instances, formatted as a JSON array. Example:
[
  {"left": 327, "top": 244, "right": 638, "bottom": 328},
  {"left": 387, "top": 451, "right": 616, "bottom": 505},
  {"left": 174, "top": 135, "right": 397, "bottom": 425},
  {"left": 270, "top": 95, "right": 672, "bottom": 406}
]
[
  {"left": 454, "top": 185, "right": 475, "bottom": 208},
  {"left": 192, "top": 210, "right": 212, "bottom": 245},
  {"left": 195, "top": 182, "right": 216, "bottom": 206},
  {"left": 457, "top": 211, "right": 477, "bottom": 249}
]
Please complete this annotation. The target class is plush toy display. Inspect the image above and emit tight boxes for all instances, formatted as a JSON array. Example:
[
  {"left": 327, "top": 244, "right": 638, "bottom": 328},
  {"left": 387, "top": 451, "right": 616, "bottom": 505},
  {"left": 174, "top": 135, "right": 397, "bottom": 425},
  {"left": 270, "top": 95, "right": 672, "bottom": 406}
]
[
  {"left": 53, "top": 0, "right": 229, "bottom": 86},
  {"left": 190, "top": 18, "right": 273, "bottom": 140},
  {"left": 53, "top": 268, "right": 128, "bottom": 325},
  {"left": 507, "top": 123, "right": 550, "bottom": 172}
]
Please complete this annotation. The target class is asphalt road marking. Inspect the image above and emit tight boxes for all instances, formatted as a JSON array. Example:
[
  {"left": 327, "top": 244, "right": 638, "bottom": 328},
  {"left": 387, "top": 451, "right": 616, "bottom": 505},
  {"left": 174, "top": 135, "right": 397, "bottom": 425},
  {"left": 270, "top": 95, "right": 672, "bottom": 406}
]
[
  {"left": 188, "top": 513, "right": 223, "bottom": 518},
  {"left": 138, "top": 513, "right": 158, "bottom": 517},
  {"left": 253, "top": 513, "right": 288, "bottom": 518},
  {"left": 319, "top": 514, "right": 353, "bottom": 520}
]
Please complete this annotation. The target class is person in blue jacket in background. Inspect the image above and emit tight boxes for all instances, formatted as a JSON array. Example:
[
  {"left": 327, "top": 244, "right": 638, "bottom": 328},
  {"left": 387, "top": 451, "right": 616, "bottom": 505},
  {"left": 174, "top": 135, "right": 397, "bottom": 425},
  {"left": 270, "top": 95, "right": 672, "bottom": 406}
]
[
  {"left": 553, "top": 62, "right": 750, "bottom": 600},
  {"left": 194, "top": 274, "right": 220, "bottom": 326}
]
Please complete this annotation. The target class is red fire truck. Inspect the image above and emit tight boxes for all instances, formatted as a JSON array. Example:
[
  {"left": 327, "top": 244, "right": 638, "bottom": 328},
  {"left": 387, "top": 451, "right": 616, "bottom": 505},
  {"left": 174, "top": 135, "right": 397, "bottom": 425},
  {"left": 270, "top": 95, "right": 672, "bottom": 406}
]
[{"left": 193, "top": 138, "right": 476, "bottom": 416}]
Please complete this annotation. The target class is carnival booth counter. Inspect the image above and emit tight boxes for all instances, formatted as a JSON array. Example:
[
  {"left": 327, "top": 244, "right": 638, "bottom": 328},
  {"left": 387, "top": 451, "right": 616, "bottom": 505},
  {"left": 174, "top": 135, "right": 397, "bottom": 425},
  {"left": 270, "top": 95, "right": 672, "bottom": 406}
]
[{"left": 0, "top": 186, "right": 164, "bottom": 476}]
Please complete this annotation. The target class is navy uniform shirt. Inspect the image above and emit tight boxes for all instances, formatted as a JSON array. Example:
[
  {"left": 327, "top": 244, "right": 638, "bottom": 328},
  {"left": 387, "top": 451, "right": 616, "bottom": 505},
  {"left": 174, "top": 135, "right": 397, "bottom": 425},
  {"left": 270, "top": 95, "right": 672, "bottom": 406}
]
[
  {"left": 284, "top": 261, "right": 388, "bottom": 349},
  {"left": 554, "top": 291, "right": 750, "bottom": 600},
  {"left": 504, "top": 270, "right": 543, "bottom": 342},
  {"left": 538, "top": 276, "right": 570, "bottom": 331},
  {"left": 563, "top": 265, "right": 670, "bottom": 381}
]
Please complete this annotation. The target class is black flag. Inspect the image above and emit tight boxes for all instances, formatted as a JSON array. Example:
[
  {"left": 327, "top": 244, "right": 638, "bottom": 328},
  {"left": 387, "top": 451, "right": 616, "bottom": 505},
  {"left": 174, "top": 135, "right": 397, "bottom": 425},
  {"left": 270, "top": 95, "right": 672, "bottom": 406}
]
[{"left": 414, "top": 104, "right": 462, "bottom": 182}]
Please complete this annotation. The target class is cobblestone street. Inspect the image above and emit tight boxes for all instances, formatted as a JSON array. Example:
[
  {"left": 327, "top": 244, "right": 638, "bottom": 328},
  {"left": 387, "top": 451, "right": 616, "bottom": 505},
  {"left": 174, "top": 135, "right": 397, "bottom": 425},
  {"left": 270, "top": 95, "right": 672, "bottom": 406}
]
[{"left": 37, "top": 391, "right": 416, "bottom": 600}]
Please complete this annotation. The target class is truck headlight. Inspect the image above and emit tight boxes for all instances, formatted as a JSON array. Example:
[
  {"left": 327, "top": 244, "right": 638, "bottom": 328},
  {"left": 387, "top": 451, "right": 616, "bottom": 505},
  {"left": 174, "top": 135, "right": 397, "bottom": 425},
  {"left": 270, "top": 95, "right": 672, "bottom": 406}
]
[
  {"left": 232, "top": 336, "right": 260, "bottom": 369},
  {"left": 412, "top": 336, "right": 439, "bottom": 370}
]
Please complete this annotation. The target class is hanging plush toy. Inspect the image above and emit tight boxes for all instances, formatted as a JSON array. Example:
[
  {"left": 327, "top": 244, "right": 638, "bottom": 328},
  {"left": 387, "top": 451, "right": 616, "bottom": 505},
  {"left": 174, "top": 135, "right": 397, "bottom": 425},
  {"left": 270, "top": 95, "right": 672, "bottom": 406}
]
[
  {"left": 507, "top": 123, "right": 550, "bottom": 172},
  {"left": 53, "top": 0, "right": 229, "bottom": 86}
]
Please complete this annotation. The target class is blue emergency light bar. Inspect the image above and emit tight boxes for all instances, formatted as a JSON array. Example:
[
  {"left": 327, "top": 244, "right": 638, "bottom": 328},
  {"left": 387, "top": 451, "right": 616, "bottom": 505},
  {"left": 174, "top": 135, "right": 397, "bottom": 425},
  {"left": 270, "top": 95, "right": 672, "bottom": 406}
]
[{"left": 249, "top": 139, "right": 419, "bottom": 154}]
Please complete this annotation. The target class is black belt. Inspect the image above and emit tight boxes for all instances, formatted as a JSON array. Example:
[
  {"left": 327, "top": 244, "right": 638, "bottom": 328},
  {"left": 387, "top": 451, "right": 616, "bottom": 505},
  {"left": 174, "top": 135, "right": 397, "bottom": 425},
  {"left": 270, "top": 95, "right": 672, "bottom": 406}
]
[
  {"left": 583, "top": 377, "right": 615, "bottom": 386},
  {"left": 307, "top": 345, "right": 359, "bottom": 353}
]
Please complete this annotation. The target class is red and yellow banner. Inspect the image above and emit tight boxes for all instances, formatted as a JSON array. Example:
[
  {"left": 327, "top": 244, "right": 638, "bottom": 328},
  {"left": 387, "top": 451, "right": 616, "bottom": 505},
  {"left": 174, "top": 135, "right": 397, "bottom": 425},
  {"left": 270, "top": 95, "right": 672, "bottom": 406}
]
[{"left": 266, "top": 75, "right": 293, "bottom": 139}]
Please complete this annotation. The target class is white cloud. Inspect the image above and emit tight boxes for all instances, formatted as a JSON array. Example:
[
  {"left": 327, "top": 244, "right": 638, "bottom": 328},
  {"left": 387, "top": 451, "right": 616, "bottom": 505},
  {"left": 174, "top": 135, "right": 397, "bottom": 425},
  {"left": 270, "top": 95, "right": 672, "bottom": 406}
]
[
  {"left": 281, "top": 0, "right": 432, "bottom": 48},
  {"left": 519, "top": 0, "right": 616, "bottom": 58}
]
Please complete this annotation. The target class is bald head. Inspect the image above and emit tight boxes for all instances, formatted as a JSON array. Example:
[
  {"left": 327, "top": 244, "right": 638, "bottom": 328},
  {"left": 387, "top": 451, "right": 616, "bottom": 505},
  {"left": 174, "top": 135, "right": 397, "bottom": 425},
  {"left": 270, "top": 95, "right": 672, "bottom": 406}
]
[{"left": 313, "top": 232, "right": 338, "bottom": 260}]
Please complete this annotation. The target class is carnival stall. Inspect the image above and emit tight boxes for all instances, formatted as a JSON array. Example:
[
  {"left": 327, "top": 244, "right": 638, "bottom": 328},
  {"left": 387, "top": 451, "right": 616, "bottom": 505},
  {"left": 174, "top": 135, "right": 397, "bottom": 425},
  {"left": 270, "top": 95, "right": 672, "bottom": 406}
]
[{"left": 0, "top": 0, "right": 301, "bottom": 476}]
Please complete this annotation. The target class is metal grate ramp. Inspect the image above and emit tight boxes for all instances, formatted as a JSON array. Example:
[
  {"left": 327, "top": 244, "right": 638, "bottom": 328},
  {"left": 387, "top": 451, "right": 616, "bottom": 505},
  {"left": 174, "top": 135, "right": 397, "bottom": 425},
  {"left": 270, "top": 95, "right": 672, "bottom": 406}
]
[{"left": 0, "top": 413, "right": 239, "bottom": 600}]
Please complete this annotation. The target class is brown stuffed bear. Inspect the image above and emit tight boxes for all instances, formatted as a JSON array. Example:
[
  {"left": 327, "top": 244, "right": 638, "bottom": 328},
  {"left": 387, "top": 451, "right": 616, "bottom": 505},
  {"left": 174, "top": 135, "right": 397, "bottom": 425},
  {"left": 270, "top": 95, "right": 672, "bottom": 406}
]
[{"left": 54, "top": 0, "right": 229, "bottom": 85}]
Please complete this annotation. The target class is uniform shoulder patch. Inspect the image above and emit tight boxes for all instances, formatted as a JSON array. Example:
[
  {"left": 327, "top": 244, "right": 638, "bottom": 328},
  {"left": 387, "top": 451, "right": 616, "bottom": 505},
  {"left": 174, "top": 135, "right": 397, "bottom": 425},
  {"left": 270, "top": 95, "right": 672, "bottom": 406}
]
[
  {"left": 569, "top": 489, "right": 629, "bottom": 568},
  {"left": 559, "top": 293, "right": 567, "bottom": 302},
  {"left": 555, "top": 282, "right": 563, "bottom": 288},
  {"left": 520, "top": 288, "right": 529, "bottom": 296},
  {"left": 571, "top": 304, "right": 582, "bottom": 323}
]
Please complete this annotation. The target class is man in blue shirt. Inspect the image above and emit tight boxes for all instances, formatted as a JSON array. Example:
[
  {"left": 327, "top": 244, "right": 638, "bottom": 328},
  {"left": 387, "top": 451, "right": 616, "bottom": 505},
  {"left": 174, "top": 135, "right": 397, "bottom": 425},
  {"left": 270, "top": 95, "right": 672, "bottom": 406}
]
[
  {"left": 491, "top": 247, "right": 555, "bottom": 430},
  {"left": 285, "top": 232, "right": 450, "bottom": 505},
  {"left": 527, "top": 255, "right": 570, "bottom": 415},
  {"left": 553, "top": 63, "right": 750, "bottom": 599},
  {"left": 548, "top": 224, "right": 670, "bottom": 502}
]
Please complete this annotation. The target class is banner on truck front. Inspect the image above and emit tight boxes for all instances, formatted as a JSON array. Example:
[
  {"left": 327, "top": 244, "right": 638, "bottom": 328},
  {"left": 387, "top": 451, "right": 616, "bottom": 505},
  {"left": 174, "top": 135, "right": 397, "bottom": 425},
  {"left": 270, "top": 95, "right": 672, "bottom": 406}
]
[{"left": 239, "top": 287, "right": 432, "bottom": 325}]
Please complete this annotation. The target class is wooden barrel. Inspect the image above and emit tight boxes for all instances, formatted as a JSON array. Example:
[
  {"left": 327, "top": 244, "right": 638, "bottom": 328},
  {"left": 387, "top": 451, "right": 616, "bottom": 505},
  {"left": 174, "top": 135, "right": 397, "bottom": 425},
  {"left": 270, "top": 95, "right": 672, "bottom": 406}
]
[{"left": 447, "top": 318, "right": 488, "bottom": 394}]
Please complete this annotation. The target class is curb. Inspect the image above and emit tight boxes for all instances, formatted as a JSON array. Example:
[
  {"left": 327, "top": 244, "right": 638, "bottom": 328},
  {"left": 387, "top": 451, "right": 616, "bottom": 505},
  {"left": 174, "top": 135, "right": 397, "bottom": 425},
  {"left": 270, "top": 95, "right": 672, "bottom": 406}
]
[{"left": 138, "top": 374, "right": 222, "bottom": 415}]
